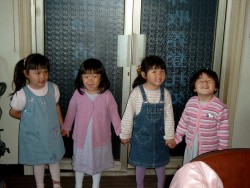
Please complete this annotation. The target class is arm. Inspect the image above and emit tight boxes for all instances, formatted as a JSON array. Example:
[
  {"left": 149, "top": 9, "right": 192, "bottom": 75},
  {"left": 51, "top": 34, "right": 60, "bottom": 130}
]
[
  {"left": 119, "top": 90, "right": 137, "bottom": 142},
  {"left": 56, "top": 103, "right": 69, "bottom": 137},
  {"left": 53, "top": 83, "right": 68, "bottom": 136},
  {"left": 108, "top": 92, "right": 121, "bottom": 136},
  {"left": 174, "top": 103, "right": 190, "bottom": 145},
  {"left": 163, "top": 90, "right": 175, "bottom": 146},
  {"left": 9, "top": 90, "right": 25, "bottom": 120},
  {"left": 56, "top": 103, "right": 63, "bottom": 125},
  {"left": 9, "top": 108, "right": 21, "bottom": 119},
  {"left": 217, "top": 107, "right": 230, "bottom": 150},
  {"left": 61, "top": 91, "right": 78, "bottom": 136}
]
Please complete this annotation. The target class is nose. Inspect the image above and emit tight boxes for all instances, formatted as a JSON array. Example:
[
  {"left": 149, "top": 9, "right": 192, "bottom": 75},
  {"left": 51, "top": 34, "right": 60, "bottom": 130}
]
[{"left": 39, "top": 73, "right": 47, "bottom": 80}]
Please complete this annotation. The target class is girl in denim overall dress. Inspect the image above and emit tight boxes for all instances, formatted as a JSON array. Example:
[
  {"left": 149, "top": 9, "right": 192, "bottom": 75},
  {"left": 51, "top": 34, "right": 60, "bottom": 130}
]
[
  {"left": 9, "top": 54, "right": 65, "bottom": 188},
  {"left": 120, "top": 55, "right": 175, "bottom": 188}
]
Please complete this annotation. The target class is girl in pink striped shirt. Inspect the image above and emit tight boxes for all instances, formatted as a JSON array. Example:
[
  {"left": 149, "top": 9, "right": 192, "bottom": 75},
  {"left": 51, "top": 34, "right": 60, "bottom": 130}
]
[{"left": 168, "top": 69, "right": 229, "bottom": 164}]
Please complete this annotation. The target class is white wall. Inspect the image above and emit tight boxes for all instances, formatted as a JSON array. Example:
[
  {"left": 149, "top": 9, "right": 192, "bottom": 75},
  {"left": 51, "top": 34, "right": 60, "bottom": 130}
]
[
  {"left": 0, "top": 0, "right": 249, "bottom": 166},
  {"left": 231, "top": 1, "right": 250, "bottom": 148},
  {"left": 0, "top": 0, "right": 20, "bottom": 164}
]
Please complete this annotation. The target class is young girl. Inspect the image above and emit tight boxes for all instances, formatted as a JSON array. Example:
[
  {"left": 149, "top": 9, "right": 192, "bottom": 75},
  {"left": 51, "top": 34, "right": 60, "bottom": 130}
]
[
  {"left": 61, "top": 58, "right": 121, "bottom": 188},
  {"left": 9, "top": 53, "right": 65, "bottom": 188},
  {"left": 168, "top": 69, "right": 230, "bottom": 164},
  {"left": 120, "top": 55, "right": 175, "bottom": 188}
]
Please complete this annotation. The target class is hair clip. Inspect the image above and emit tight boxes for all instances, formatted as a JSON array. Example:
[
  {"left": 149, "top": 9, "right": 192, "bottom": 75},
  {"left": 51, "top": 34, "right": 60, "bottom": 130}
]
[{"left": 136, "top": 65, "right": 141, "bottom": 75}]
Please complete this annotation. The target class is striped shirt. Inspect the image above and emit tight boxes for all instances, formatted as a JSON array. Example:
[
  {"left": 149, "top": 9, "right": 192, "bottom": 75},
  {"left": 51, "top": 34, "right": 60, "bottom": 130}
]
[
  {"left": 120, "top": 85, "right": 175, "bottom": 140},
  {"left": 174, "top": 96, "right": 230, "bottom": 155}
]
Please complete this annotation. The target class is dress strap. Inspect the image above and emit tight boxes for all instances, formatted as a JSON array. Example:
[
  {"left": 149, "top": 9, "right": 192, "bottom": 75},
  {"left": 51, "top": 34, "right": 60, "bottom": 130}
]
[
  {"left": 160, "top": 85, "right": 165, "bottom": 102},
  {"left": 139, "top": 84, "right": 148, "bottom": 102}
]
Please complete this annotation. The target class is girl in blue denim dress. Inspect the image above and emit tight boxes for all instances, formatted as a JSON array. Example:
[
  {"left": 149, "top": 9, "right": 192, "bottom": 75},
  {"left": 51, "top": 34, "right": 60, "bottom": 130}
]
[
  {"left": 9, "top": 54, "right": 65, "bottom": 188},
  {"left": 120, "top": 55, "right": 175, "bottom": 188}
]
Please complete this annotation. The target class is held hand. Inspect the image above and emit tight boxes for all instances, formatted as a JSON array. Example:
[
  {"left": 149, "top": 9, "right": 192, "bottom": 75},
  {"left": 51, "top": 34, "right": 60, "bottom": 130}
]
[
  {"left": 61, "top": 128, "right": 69, "bottom": 137},
  {"left": 166, "top": 139, "right": 177, "bottom": 149},
  {"left": 120, "top": 138, "right": 131, "bottom": 145}
]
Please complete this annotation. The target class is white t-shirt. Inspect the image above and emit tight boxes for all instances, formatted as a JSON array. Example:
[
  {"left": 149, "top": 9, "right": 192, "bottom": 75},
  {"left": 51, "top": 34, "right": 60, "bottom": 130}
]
[{"left": 10, "top": 82, "right": 60, "bottom": 111}]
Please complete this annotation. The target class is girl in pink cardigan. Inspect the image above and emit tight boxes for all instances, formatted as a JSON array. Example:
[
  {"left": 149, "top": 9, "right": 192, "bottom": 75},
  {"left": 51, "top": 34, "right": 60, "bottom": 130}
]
[
  {"left": 61, "top": 59, "right": 121, "bottom": 188},
  {"left": 168, "top": 69, "right": 229, "bottom": 164}
]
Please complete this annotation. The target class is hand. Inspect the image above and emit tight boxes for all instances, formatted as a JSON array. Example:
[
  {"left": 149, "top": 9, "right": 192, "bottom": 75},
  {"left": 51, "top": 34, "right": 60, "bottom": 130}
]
[
  {"left": 61, "top": 128, "right": 69, "bottom": 137},
  {"left": 166, "top": 139, "right": 177, "bottom": 149},
  {"left": 120, "top": 138, "right": 131, "bottom": 145}
]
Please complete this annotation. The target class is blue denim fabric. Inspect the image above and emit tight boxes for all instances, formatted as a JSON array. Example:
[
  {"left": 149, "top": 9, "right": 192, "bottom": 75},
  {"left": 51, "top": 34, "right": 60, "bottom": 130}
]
[{"left": 129, "top": 85, "right": 170, "bottom": 168}]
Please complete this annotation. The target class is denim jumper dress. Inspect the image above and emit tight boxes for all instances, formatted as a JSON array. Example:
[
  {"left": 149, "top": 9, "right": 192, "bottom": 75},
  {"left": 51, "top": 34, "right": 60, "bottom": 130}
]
[
  {"left": 19, "top": 82, "right": 65, "bottom": 165},
  {"left": 129, "top": 85, "right": 170, "bottom": 168}
]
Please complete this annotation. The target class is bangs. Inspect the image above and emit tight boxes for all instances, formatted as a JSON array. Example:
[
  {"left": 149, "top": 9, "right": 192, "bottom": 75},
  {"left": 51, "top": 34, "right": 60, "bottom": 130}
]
[
  {"left": 83, "top": 68, "right": 102, "bottom": 74},
  {"left": 27, "top": 62, "right": 50, "bottom": 71},
  {"left": 150, "top": 64, "right": 165, "bottom": 70}
]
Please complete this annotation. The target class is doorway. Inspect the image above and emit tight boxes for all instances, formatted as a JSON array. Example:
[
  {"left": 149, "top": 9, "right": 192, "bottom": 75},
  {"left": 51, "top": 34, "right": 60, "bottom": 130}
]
[{"left": 39, "top": 0, "right": 221, "bottom": 169}]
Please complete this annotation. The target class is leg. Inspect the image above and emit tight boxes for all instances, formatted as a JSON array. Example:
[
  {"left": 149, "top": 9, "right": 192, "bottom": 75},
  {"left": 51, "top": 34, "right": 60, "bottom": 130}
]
[
  {"left": 92, "top": 172, "right": 101, "bottom": 188},
  {"left": 34, "top": 164, "right": 45, "bottom": 188},
  {"left": 75, "top": 172, "right": 85, "bottom": 188},
  {"left": 136, "top": 166, "right": 146, "bottom": 188},
  {"left": 49, "top": 162, "right": 61, "bottom": 188},
  {"left": 155, "top": 166, "right": 165, "bottom": 188}
]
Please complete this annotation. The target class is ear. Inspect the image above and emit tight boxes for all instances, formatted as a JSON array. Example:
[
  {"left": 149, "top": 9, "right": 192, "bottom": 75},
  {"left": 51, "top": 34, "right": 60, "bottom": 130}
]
[
  {"left": 141, "top": 71, "right": 146, "bottom": 79},
  {"left": 23, "top": 70, "right": 28, "bottom": 78},
  {"left": 194, "top": 89, "right": 197, "bottom": 92}
]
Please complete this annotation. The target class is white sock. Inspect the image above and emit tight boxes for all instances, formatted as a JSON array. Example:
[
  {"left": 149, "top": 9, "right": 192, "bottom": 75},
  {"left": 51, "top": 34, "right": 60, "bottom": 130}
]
[
  {"left": 92, "top": 172, "right": 101, "bottom": 188},
  {"left": 75, "top": 172, "right": 85, "bottom": 188}
]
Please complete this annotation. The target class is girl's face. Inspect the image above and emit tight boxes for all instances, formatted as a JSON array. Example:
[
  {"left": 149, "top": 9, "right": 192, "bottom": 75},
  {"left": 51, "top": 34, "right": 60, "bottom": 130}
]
[
  {"left": 82, "top": 72, "right": 101, "bottom": 94},
  {"left": 195, "top": 73, "right": 217, "bottom": 101},
  {"left": 25, "top": 69, "right": 49, "bottom": 90},
  {"left": 142, "top": 68, "right": 166, "bottom": 90}
]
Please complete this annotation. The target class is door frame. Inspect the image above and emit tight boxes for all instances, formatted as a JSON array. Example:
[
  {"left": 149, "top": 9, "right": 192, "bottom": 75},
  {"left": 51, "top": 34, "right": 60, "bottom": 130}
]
[{"left": 21, "top": 0, "right": 232, "bottom": 175}]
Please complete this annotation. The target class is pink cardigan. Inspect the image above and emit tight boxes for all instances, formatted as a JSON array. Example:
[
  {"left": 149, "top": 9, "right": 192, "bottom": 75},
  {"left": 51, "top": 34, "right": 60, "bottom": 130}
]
[
  {"left": 62, "top": 90, "right": 121, "bottom": 148},
  {"left": 174, "top": 96, "right": 229, "bottom": 155}
]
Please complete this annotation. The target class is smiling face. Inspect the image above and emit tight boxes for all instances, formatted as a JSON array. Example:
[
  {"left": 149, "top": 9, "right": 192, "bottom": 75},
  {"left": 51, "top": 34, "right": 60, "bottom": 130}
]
[
  {"left": 25, "top": 69, "right": 49, "bottom": 90},
  {"left": 195, "top": 73, "right": 217, "bottom": 101},
  {"left": 82, "top": 72, "right": 101, "bottom": 94},
  {"left": 142, "top": 67, "right": 166, "bottom": 90}
]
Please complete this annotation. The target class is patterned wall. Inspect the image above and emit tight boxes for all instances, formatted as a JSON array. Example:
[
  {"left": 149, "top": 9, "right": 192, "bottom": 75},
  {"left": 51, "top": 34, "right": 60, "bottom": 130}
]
[
  {"left": 45, "top": 0, "right": 218, "bottom": 157},
  {"left": 45, "top": 0, "right": 124, "bottom": 116}
]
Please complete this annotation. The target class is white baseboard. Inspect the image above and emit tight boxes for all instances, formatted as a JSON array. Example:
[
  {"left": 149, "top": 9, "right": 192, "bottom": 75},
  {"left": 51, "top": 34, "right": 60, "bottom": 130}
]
[{"left": 24, "top": 156, "right": 183, "bottom": 176}]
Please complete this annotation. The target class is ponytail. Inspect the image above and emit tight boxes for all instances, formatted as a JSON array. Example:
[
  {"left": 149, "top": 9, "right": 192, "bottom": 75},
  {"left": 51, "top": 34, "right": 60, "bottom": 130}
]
[
  {"left": 132, "top": 75, "right": 146, "bottom": 89},
  {"left": 10, "top": 59, "right": 27, "bottom": 96}
]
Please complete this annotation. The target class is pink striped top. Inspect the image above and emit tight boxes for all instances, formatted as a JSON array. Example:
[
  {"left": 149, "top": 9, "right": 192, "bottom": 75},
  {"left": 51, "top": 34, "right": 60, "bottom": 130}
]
[{"left": 174, "top": 96, "right": 229, "bottom": 155}]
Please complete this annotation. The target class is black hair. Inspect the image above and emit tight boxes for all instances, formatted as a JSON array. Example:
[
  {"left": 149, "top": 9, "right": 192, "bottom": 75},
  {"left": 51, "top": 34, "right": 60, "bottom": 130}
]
[
  {"left": 132, "top": 55, "right": 167, "bottom": 88},
  {"left": 10, "top": 53, "right": 50, "bottom": 96},
  {"left": 75, "top": 58, "right": 110, "bottom": 95},
  {"left": 190, "top": 68, "right": 220, "bottom": 94}
]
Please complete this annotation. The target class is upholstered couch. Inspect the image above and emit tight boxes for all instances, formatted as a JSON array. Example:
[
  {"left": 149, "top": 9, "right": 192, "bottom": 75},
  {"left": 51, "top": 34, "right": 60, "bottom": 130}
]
[{"left": 192, "top": 148, "right": 250, "bottom": 188}]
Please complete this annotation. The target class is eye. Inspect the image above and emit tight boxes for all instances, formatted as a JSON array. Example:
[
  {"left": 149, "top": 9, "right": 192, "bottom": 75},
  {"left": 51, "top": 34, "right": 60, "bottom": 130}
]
[{"left": 197, "top": 80, "right": 203, "bottom": 84}]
